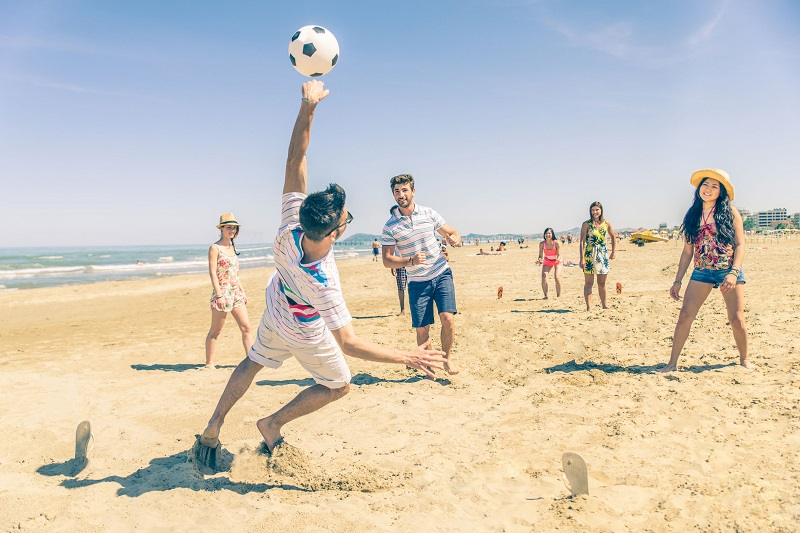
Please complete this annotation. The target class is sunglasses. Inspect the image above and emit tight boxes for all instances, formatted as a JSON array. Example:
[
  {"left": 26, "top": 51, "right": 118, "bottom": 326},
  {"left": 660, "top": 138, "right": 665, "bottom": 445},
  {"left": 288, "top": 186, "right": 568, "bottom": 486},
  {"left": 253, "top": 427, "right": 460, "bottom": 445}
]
[{"left": 325, "top": 211, "right": 353, "bottom": 237}]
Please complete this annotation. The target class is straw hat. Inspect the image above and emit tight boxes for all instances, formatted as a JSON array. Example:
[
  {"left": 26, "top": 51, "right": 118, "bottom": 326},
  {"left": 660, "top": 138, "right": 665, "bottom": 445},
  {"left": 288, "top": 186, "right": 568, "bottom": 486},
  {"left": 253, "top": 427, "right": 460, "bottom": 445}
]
[
  {"left": 216, "top": 213, "right": 241, "bottom": 228},
  {"left": 690, "top": 169, "right": 734, "bottom": 201}
]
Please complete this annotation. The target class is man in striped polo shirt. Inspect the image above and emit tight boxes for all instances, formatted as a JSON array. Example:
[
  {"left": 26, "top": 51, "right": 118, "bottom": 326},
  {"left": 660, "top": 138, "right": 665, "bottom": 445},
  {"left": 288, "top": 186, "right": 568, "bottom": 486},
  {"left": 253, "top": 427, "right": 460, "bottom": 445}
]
[
  {"left": 193, "top": 81, "right": 446, "bottom": 471},
  {"left": 381, "top": 174, "right": 463, "bottom": 375}
]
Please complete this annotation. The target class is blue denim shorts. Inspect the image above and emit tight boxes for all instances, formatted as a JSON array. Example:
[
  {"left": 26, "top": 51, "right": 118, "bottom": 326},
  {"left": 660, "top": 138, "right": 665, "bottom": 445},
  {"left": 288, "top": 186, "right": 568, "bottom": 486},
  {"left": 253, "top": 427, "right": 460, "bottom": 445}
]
[
  {"left": 407, "top": 268, "right": 457, "bottom": 328},
  {"left": 690, "top": 267, "right": 745, "bottom": 288}
]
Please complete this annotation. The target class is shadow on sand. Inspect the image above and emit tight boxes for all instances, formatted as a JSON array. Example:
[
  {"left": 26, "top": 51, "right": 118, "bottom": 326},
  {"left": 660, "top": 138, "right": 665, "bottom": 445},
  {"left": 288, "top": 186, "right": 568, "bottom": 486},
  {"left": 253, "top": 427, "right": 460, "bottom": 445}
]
[
  {"left": 511, "top": 309, "right": 573, "bottom": 314},
  {"left": 131, "top": 364, "right": 236, "bottom": 372},
  {"left": 37, "top": 449, "right": 309, "bottom": 496},
  {"left": 546, "top": 359, "right": 738, "bottom": 375},
  {"left": 256, "top": 372, "right": 448, "bottom": 387}
]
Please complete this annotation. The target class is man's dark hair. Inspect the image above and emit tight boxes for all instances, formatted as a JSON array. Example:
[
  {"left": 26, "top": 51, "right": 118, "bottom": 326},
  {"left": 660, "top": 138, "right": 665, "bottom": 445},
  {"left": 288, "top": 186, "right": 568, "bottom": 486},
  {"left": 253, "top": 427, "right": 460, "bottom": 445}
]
[
  {"left": 390, "top": 174, "right": 415, "bottom": 190},
  {"left": 299, "top": 183, "right": 346, "bottom": 241}
]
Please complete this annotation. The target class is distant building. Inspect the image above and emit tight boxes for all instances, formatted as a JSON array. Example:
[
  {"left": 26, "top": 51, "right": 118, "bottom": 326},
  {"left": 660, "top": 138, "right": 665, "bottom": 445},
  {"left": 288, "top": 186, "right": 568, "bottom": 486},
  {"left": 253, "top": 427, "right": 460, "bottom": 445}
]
[
  {"left": 658, "top": 222, "right": 667, "bottom": 230},
  {"left": 738, "top": 208, "right": 752, "bottom": 221},
  {"left": 755, "top": 208, "right": 789, "bottom": 228}
]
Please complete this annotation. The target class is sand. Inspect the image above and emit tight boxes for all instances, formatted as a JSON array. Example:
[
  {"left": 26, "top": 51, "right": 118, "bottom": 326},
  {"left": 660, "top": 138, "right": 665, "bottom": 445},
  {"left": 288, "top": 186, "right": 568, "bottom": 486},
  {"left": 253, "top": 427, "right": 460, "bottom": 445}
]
[{"left": 1, "top": 237, "right": 799, "bottom": 532}]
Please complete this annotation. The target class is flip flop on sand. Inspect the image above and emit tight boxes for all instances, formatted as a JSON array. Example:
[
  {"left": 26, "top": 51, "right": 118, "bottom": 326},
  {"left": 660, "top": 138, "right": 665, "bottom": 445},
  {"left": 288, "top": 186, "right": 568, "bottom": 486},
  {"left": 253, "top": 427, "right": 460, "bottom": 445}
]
[
  {"left": 562, "top": 451, "right": 589, "bottom": 496},
  {"left": 71, "top": 420, "right": 94, "bottom": 475},
  {"left": 193, "top": 435, "right": 220, "bottom": 472},
  {"left": 75, "top": 420, "right": 94, "bottom": 461}
]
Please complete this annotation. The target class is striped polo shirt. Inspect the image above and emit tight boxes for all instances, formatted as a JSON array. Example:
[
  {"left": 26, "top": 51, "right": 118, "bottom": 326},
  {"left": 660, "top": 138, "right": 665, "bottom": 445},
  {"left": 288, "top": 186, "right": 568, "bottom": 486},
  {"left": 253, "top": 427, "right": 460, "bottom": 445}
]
[
  {"left": 261, "top": 193, "right": 352, "bottom": 346},
  {"left": 381, "top": 203, "right": 448, "bottom": 282}
]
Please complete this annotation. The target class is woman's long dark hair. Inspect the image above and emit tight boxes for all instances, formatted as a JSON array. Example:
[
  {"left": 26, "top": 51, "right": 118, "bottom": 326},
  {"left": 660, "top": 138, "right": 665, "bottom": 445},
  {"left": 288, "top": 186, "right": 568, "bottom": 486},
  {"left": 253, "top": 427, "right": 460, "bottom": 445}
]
[{"left": 681, "top": 178, "right": 735, "bottom": 245}]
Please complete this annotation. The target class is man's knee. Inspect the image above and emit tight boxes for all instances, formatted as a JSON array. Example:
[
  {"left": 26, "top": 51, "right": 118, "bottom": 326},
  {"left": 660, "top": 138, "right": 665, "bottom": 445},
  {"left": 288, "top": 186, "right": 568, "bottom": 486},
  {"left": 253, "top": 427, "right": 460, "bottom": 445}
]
[
  {"left": 331, "top": 382, "right": 350, "bottom": 399},
  {"left": 439, "top": 313, "right": 455, "bottom": 329}
]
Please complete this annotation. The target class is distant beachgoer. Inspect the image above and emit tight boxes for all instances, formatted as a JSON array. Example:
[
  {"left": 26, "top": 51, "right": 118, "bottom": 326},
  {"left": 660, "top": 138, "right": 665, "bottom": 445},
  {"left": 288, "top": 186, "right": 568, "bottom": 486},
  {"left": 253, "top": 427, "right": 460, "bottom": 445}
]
[
  {"left": 194, "top": 81, "right": 446, "bottom": 468},
  {"left": 372, "top": 239, "right": 380, "bottom": 261},
  {"left": 536, "top": 227, "right": 562, "bottom": 299},
  {"left": 381, "top": 173, "right": 463, "bottom": 375},
  {"left": 658, "top": 169, "right": 753, "bottom": 372},
  {"left": 567, "top": 233, "right": 573, "bottom": 244},
  {"left": 478, "top": 248, "right": 500, "bottom": 256},
  {"left": 135, "top": 260, "right": 144, "bottom": 266},
  {"left": 389, "top": 206, "right": 408, "bottom": 316},
  {"left": 205, "top": 213, "right": 253, "bottom": 368},
  {"left": 579, "top": 201, "right": 617, "bottom": 311},
  {"left": 560, "top": 234, "right": 566, "bottom": 245}
]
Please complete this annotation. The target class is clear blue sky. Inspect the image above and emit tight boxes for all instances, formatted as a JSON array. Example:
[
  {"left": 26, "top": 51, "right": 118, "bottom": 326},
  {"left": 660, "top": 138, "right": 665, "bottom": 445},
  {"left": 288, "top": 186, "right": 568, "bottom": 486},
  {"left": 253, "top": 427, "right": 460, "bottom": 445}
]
[{"left": 2, "top": 0, "right": 799, "bottom": 247}]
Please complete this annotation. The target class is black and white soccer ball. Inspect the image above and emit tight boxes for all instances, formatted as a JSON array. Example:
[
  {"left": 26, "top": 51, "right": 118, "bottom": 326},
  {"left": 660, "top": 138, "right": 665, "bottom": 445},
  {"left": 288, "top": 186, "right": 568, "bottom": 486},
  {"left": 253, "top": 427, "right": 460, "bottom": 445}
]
[{"left": 288, "top": 25, "right": 340, "bottom": 77}]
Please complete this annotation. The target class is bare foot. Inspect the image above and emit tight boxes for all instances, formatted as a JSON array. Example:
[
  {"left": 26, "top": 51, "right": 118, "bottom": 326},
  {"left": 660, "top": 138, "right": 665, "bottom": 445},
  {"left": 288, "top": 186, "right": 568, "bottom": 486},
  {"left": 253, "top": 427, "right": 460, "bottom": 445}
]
[
  {"left": 740, "top": 360, "right": 755, "bottom": 369},
  {"left": 543, "top": 296, "right": 548, "bottom": 300},
  {"left": 199, "top": 425, "right": 220, "bottom": 447},
  {"left": 444, "top": 359, "right": 460, "bottom": 375},
  {"left": 201, "top": 363, "right": 215, "bottom": 370},
  {"left": 398, "top": 311, "right": 406, "bottom": 316},
  {"left": 656, "top": 364, "right": 678, "bottom": 373},
  {"left": 256, "top": 417, "right": 283, "bottom": 453}
]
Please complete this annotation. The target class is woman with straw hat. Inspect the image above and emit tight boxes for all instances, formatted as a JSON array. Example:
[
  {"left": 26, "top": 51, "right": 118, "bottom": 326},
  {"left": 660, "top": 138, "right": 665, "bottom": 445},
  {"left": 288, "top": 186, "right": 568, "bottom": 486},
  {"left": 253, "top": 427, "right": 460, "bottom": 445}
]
[
  {"left": 658, "top": 169, "right": 753, "bottom": 372},
  {"left": 205, "top": 213, "right": 253, "bottom": 369}
]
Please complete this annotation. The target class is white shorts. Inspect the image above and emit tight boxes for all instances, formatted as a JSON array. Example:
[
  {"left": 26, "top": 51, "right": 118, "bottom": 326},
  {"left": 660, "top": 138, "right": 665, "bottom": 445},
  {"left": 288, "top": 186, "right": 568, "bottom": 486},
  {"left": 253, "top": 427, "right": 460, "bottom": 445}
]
[{"left": 247, "top": 322, "right": 351, "bottom": 389}]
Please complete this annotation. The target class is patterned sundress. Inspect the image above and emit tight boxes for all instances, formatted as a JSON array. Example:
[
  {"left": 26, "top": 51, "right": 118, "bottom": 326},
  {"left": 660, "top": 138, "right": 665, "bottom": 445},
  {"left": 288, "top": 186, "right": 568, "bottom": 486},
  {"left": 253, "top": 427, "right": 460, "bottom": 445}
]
[
  {"left": 693, "top": 218, "right": 733, "bottom": 270},
  {"left": 583, "top": 220, "right": 610, "bottom": 275},
  {"left": 210, "top": 244, "right": 247, "bottom": 312}
]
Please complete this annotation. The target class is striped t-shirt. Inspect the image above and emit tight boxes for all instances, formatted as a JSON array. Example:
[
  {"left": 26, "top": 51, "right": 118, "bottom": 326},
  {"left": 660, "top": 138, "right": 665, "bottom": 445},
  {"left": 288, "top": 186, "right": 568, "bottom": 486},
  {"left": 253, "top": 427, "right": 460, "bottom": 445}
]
[
  {"left": 262, "top": 193, "right": 352, "bottom": 346},
  {"left": 381, "top": 203, "right": 448, "bottom": 282}
]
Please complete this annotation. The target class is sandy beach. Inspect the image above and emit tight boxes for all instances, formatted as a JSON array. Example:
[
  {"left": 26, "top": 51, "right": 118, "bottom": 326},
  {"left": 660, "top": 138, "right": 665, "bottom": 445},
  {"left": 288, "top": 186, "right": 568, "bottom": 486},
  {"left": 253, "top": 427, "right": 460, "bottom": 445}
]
[{"left": 1, "top": 237, "right": 798, "bottom": 532}]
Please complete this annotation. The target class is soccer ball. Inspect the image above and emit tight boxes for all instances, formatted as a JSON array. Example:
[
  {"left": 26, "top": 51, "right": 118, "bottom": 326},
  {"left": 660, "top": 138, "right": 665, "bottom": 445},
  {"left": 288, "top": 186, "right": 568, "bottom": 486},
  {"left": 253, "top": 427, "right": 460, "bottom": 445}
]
[{"left": 288, "top": 25, "right": 340, "bottom": 77}]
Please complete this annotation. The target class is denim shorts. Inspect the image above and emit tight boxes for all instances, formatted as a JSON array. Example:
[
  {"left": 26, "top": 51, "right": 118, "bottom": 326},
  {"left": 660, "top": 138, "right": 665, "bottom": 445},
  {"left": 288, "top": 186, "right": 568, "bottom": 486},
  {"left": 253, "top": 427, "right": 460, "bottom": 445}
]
[
  {"left": 690, "top": 267, "right": 745, "bottom": 288},
  {"left": 407, "top": 268, "right": 458, "bottom": 328}
]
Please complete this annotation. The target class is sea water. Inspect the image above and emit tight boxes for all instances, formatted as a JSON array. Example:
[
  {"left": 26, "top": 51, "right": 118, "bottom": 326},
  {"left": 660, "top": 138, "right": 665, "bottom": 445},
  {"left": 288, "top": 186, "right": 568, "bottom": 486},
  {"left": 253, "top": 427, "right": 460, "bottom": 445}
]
[{"left": 0, "top": 242, "right": 372, "bottom": 290}]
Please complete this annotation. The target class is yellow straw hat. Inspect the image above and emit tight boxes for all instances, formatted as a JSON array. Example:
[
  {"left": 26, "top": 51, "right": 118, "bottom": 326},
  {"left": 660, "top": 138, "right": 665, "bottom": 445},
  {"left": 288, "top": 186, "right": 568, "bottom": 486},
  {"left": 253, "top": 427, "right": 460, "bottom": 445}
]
[
  {"left": 216, "top": 213, "right": 241, "bottom": 229},
  {"left": 690, "top": 169, "right": 734, "bottom": 201}
]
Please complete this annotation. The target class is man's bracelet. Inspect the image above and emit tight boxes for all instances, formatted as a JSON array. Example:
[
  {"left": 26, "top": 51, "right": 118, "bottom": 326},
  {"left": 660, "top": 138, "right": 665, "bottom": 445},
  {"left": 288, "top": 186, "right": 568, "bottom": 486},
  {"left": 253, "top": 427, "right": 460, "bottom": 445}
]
[{"left": 301, "top": 97, "right": 316, "bottom": 104}]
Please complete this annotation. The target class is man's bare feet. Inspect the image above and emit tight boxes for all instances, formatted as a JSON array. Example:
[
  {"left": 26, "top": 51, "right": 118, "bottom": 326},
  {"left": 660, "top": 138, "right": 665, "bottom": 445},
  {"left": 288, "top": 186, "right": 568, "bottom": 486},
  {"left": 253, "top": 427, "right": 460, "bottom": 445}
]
[
  {"left": 199, "top": 425, "right": 220, "bottom": 447},
  {"left": 656, "top": 364, "right": 678, "bottom": 373},
  {"left": 740, "top": 359, "right": 755, "bottom": 369},
  {"left": 256, "top": 417, "right": 283, "bottom": 453},
  {"left": 398, "top": 311, "right": 406, "bottom": 316},
  {"left": 444, "top": 358, "right": 460, "bottom": 375}
]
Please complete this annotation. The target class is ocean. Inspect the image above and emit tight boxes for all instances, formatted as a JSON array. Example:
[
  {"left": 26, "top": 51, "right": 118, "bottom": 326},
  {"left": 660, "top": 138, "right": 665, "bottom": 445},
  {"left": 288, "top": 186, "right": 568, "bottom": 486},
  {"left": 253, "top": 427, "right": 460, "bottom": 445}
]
[{"left": 0, "top": 242, "right": 373, "bottom": 290}]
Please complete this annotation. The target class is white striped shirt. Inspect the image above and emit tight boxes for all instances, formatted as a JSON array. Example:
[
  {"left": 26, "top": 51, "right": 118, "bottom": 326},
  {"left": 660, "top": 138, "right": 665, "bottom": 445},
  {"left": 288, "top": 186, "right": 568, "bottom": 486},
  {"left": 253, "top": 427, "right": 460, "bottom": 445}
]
[
  {"left": 262, "top": 193, "right": 352, "bottom": 346},
  {"left": 381, "top": 203, "right": 448, "bottom": 282}
]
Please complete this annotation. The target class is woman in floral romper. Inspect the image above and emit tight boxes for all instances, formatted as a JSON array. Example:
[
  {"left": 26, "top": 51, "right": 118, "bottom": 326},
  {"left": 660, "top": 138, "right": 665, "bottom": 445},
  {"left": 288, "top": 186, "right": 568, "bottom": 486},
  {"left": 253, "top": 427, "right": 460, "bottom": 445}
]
[
  {"left": 205, "top": 213, "right": 253, "bottom": 368},
  {"left": 579, "top": 201, "right": 616, "bottom": 311}
]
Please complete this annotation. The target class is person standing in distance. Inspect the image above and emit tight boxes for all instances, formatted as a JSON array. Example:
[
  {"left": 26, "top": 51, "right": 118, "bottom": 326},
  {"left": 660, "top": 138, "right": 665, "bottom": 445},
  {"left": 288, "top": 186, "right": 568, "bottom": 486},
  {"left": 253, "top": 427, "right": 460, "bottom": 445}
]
[{"left": 381, "top": 174, "right": 462, "bottom": 375}]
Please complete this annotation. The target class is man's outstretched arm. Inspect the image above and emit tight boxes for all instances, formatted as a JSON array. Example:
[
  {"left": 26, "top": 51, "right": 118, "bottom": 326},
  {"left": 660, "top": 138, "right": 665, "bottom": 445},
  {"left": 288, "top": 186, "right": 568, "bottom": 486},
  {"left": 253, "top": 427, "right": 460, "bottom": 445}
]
[{"left": 284, "top": 80, "right": 330, "bottom": 194}]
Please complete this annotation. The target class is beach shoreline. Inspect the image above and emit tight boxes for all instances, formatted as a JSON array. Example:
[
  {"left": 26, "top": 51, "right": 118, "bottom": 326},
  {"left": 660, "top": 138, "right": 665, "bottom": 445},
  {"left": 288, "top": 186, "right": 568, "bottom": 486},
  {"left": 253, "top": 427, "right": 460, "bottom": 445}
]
[{"left": 1, "top": 240, "right": 798, "bottom": 531}]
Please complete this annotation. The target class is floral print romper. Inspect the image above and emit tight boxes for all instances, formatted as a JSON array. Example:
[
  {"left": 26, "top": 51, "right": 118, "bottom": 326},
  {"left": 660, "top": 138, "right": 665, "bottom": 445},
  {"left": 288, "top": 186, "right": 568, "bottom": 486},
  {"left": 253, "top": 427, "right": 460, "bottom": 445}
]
[{"left": 210, "top": 244, "right": 247, "bottom": 312}]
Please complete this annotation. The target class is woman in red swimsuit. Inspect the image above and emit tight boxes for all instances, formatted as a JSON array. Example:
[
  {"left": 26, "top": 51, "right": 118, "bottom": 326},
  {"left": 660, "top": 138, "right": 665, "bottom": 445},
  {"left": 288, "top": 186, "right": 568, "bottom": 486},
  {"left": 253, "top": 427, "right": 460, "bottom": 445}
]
[
  {"left": 658, "top": 169, "right": 752, "bottom": 372},
  {"left": 536, "top": 227, "right": 562, "bottom": 299}
]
